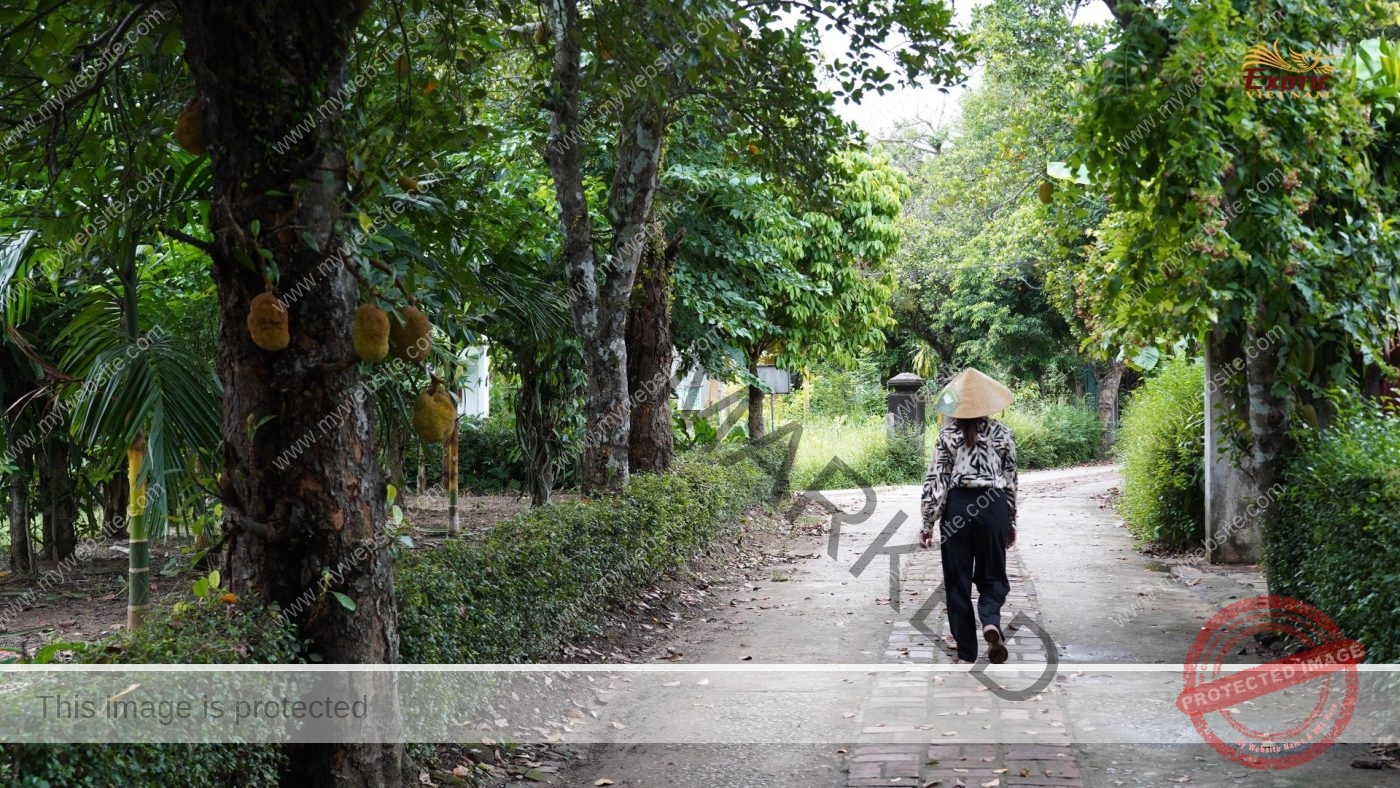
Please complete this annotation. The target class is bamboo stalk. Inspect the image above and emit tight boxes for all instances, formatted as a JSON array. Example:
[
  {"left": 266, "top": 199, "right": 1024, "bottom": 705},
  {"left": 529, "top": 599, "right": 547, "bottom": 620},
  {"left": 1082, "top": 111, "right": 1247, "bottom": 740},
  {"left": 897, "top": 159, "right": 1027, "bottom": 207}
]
[
  {"left": 446, "top": 411, "right": 460, "bottom": 537},
  {"left": 126, "top": 433, "right": 149, "bottom": 630}
]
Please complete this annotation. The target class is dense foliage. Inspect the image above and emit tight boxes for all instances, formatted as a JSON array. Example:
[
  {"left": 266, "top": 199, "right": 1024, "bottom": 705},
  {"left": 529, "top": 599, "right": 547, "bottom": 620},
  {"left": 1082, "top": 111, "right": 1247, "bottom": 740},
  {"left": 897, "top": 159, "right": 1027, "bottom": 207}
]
[
  {"left": 1275, "top": 407, "right": 1400, "bottom": 662},
  {"left": 1115, "top": 359, "right": 1206, "bottom": 547},
  {"left": 885, "top": 0, "right": 1109, "bottom": 391},
  {"left": 5, "top": 602, "right": 299, "bottom": 787},
  {"left": 999, "top": 403, "right": 1103, "bottom": 470}
]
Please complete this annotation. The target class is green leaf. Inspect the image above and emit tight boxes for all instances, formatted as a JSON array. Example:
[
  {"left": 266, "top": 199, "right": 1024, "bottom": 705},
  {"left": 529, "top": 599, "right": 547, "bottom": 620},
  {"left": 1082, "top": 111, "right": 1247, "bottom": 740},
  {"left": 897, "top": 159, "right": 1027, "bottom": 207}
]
[
  {"left": 1130, "top": 346, "right": 1161, "bottom": 372},
  {"left": 1046, "top": 161, "right": 1091, "bottom": 185},
  {"left": 331, "top": 591, "right": 357, "bottom": 611},
  {"left": 32, "top": 641, "right": 87, "bottom": 664}
]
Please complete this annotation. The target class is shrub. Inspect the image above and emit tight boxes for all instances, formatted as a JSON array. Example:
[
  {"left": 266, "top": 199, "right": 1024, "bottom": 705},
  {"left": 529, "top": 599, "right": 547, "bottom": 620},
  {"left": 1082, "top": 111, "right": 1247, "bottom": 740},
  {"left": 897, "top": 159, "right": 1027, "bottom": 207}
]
[
  {"left": 396, "top": 451, "right": 773, "bottom": 663},
  {"left": 785, "top": 361, "right": 887, "bottom": 422},
  {"left": 456, "top": 415, "right": 530, "bottom": 493},
  {"left": 788, "top": 402, "right": 1103, "bottom": 492},
  {"left": 5, "top": 602, "right": 298, "bottom": 787},
  {"left": 788, "top": 417, "right": 929, "bottom": 490},
  {"left": 1115, "top": 359, "right": 1205, "bottom": 547},
  {"left": 1275, "top": 408, "right": 1400, "bottom": 663},
  {"left": 999, "top": 402, "right": 1102, "bottom": 469}
]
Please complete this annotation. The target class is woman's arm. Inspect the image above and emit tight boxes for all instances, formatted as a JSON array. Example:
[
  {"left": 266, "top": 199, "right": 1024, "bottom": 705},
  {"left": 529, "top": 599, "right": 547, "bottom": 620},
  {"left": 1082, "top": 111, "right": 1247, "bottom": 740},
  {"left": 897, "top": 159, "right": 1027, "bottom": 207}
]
[
  {"left": 997, "top": 426, "right": 1018, "bottom": 528},
  {"left": 921, "top": 429, "right": 953, "bottom": 538}
]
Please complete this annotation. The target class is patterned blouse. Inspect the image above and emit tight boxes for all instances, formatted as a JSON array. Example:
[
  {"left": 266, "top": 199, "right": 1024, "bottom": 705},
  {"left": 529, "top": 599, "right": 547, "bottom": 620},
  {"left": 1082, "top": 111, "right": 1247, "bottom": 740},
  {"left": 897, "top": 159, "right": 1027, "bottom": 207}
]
[{"left": 920, "top": 418, "right": 1018, "bottom": 534}]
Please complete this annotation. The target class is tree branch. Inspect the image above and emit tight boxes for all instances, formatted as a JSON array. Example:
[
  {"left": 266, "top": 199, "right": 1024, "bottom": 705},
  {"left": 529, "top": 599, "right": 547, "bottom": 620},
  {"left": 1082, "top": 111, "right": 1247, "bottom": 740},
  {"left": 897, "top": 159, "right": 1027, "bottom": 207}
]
[{"left": 157, "top": 224, "right": 217, "bottom": 255}]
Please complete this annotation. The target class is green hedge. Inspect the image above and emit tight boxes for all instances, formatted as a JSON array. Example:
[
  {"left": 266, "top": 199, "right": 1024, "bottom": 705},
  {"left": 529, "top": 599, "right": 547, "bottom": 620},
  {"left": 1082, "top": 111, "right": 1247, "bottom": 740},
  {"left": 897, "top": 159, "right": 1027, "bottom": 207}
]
[
  {"left": 396, "top": 451, "right": 774, "bottom": 663},
  {"left": 1274, "top": 408, "right": 1400, "bottom": 663},
  {"left": 1115, "top": 359, "right": 1205, "bottom": 547},
  {"left": 999, "top": 402, "right": 1103, "bottom": 470},
  {"left": 5, "top": 602, "right": 299, "bottom": 787}
]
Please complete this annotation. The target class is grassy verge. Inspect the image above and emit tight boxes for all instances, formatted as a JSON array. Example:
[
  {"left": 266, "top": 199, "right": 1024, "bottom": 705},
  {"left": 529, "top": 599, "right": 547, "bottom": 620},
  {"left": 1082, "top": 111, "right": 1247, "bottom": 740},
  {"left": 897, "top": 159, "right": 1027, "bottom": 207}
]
[
  {"left": 395, "top": 449, "right": 776, "bottom": 663},
  {"left": 788, "top": 403, "right": 1102, "bottom": 491}
]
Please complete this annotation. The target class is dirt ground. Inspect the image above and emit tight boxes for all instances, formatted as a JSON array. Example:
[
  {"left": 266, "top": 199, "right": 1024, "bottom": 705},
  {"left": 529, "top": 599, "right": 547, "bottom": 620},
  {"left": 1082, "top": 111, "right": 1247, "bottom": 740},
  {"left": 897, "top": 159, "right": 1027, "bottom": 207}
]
[{"left": 0, "top": 492, "right": 566, "bottom": 656}]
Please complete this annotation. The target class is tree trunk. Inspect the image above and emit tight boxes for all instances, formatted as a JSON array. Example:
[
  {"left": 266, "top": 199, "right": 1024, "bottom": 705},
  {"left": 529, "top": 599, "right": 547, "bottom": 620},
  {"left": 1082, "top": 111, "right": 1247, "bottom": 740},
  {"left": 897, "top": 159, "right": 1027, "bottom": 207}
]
[
  {"left": 386, "top": 425, "right": 407, "bottom": 491},
  {"left": 1241, "top": 318, "right": 1292, "bottom": 532},
  {"left": 542, "top": 0, "right": 668, "bottom": 491},
  {"left": 626, "top": 221, "right": 677, "bottom": 473},
  {"left": 510, "top": 339, "right": 580, "bottom": 508},
  {"left": 8, "top": 450, "right": 32, "bottom": 576},
  {"left": 747, "top": 354, "right": 766, "bottom": 441},
  {"left": 2, "top": 353, "right": 35, "bottom": 575},
  {"left": 176, "top": 1, "right": 405, "bottom": 784},
  {"left": 515, "top": 348, "right": 558, "bottom": 508},
  {"left": 42, "top": 437, "right": 78, "bottom": 563},
  {"left": 103, "top": 469, "right": 130, "bottom": 541},
  {"left": 1097, "top": 358, "right": 1125, "bottom": 456}
]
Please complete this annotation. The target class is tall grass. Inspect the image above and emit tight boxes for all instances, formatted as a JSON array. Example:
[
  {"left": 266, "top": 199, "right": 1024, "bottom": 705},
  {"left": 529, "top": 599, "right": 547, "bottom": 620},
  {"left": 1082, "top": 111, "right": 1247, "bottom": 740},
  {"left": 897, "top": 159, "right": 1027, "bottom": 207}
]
[
  {"left": 788, "top": 404, "right": 1103, "bottom": 491},
  {"left": 788, "top": 416, "right": 930, "bottom": 490}
]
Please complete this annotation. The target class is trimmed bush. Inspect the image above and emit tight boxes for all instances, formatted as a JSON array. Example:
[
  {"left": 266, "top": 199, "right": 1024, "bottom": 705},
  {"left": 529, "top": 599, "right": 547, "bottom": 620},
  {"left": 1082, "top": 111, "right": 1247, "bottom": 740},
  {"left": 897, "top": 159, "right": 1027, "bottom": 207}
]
[
  {"left": 6, "top": 602, "right": 298, "bottom": 787},
  {"left": 1116, "top": 359, "right": 1205, "bottom": 547},
  {"left": 396, "top": 451, "right": 773, "bottom": 663},
  {"left": 1274, "top": 408, "right": 1400, "bottom": 663}
]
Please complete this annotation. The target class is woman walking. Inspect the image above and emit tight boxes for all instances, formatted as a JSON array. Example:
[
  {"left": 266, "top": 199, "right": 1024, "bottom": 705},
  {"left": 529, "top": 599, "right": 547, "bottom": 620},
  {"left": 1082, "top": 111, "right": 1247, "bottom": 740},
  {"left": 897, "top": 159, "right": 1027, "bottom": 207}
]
[{"left": 918, "top": 368, "right": 1019, "bottom": 664}]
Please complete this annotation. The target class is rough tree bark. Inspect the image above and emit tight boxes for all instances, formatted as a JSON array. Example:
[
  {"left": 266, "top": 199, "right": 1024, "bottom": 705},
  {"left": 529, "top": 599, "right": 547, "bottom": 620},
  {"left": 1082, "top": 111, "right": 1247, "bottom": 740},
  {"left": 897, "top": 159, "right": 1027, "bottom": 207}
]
[
  {"left": 103, "top": 468, "right": 130, "bottom": 541},
  {"left": 42, "top": 437, "right": 77, "bottom": 562},
  {"left": 176, "top": 1, "right": 404, "bottom": 784},
  {"left": 2, "top": 353, "right": 34, "bottom": 575},
  {"left": 1096, "top": 358, "right": 1125, "bottom": 456},
  {"left": 1241, "top": 317, "right": 1292, "bottom": 524},
  {"left": 542, "top": 0, "right": 667, "bottom": 490},
  {"left": 747, "top": 351, "right": 766, "bottom": 441},
  {"left": 626, "top": 221, "right": 679, "bottom": 473},
  {"left": 7, "top": 450, "right": 32, "bottom": 575}
]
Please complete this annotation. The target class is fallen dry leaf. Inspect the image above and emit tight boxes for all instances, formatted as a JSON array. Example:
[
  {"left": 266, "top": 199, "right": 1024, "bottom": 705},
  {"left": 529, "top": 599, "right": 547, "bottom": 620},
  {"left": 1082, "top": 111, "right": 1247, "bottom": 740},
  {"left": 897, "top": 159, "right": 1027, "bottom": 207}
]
[
  {"left": 1167, "top": 778, "right": 1191, "bottom": 784},
  {"left": 992, "top": 768, "right": 1008, "bottom": 774},
  {"left": 1018, "top": 769, "right": 1030, "bottom": 777},
  {"left": 418, "top": 771, "right": 435, "bottom": 786},
  {"left": 610, "top": 721, "right": 625, "bottom": 730},
  {"left": 662, "top": 680, "right": 680, "bottom": 687},
  {"left": 980, "top": 780, "right": 1000, "bottom": 788},
  {"left": 843, "top": 712, "right": 857, "bottom": 719},
  {"left": 941, "top": 730, "right": 958, "bottom": 736},
  {"left": 451, "top": 765, "right": 470, "bottom": 777},
  {"left": 696, "top": 678, "right": 709, "bottom": 685},
  {"left": 595, "top": 780, "right": 615, "bottom": 787}
]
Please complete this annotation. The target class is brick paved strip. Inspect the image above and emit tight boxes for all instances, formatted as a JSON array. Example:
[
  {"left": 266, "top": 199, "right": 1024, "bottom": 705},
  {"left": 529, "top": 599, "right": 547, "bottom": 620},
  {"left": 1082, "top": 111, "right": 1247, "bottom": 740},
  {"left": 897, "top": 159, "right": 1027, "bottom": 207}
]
[{"left": 844, "top": 539, "right": 1088, "bottom": 788}]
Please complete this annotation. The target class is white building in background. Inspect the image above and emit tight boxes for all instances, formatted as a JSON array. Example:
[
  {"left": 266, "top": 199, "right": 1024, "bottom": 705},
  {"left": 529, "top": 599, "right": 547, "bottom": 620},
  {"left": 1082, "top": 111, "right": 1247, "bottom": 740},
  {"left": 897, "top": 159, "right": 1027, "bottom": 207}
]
[
  {"left": 457, "top": 345, "right": 490, "bottom": 418},
  {"left": 675, "top": 363, "right": 790, "bottom": 412}
]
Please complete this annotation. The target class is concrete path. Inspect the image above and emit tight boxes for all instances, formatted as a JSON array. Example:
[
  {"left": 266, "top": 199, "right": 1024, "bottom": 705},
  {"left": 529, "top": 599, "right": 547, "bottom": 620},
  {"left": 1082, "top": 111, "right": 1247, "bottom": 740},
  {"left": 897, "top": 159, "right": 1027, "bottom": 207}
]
[{"left": 544, "top": 465, "right": 1398, "bottom": 787}]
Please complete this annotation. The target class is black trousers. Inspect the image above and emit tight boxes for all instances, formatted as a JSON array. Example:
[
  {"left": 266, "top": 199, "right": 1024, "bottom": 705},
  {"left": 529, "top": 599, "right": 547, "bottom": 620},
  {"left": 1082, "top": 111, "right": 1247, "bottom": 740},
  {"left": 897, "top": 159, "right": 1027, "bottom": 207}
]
[{"left": 939, "top": 486, "right": 1011, "bottom": 662}]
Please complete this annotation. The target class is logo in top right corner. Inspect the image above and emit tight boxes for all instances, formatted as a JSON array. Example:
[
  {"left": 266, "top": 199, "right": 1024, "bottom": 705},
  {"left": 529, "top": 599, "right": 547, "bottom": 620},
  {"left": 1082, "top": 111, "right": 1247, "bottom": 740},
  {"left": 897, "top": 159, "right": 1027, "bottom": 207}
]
[{"left": 1243, "top": 41, "right": 1335, "bottom": 98}]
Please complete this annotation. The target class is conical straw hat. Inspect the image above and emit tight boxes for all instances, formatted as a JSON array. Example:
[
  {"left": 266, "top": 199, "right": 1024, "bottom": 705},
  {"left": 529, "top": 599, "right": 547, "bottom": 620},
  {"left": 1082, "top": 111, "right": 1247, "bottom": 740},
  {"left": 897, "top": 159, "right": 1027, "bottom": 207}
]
[{"left": 934, "top": 367, "right": 1014, "bottom": 419}]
